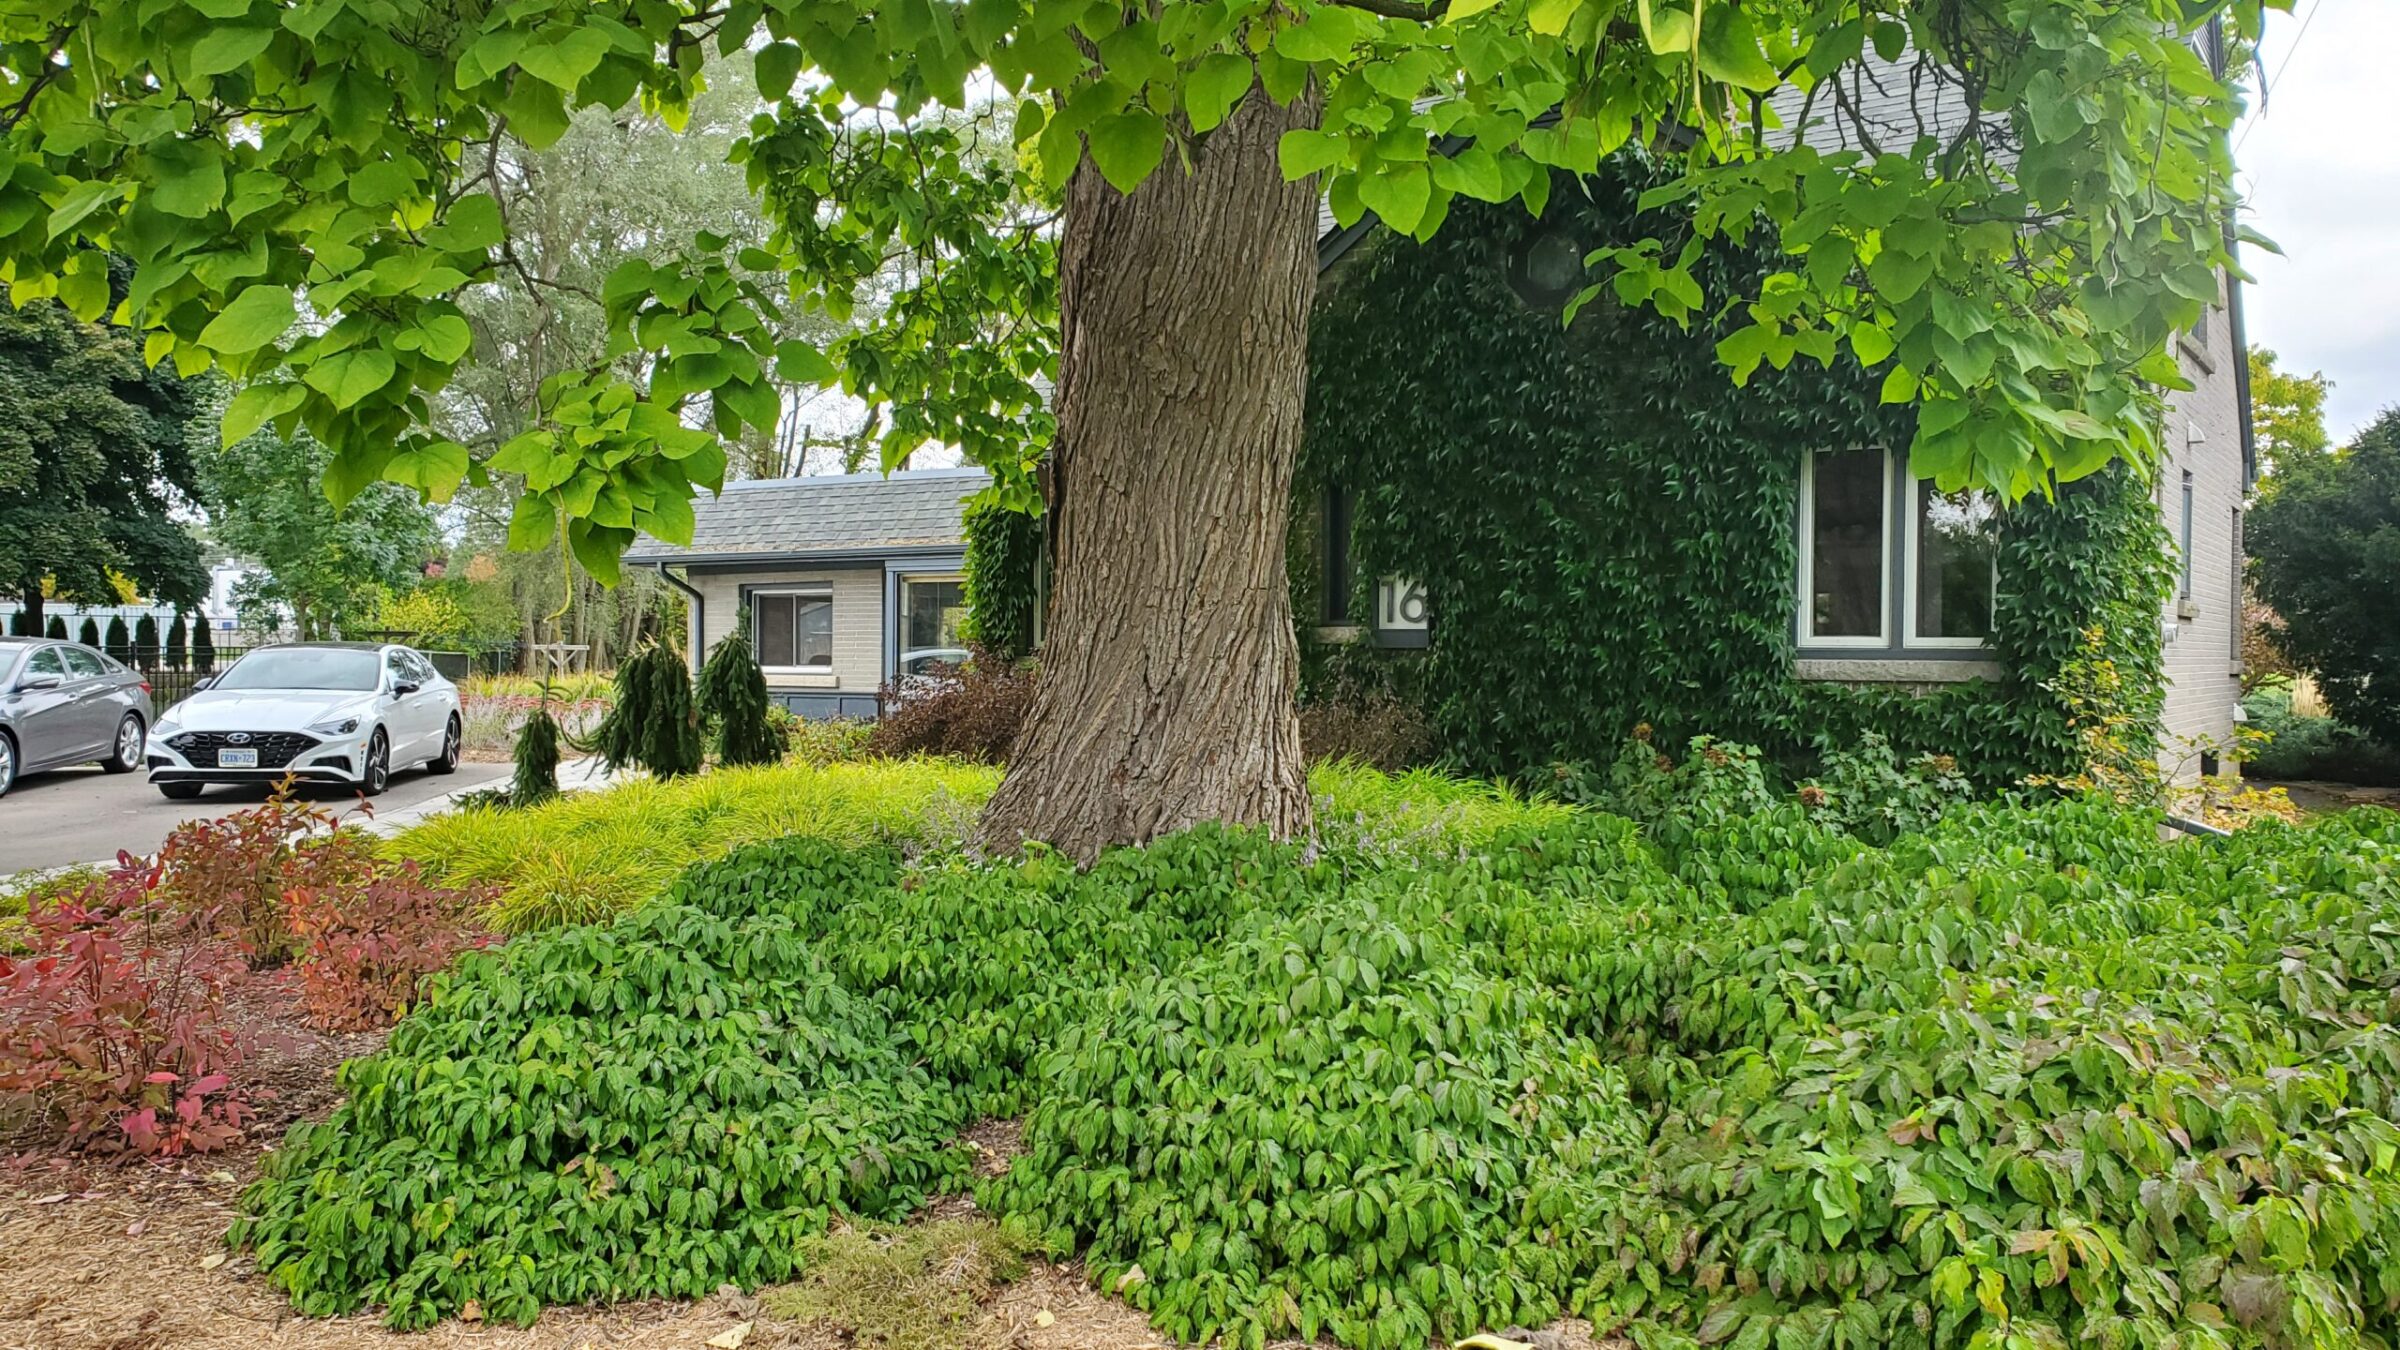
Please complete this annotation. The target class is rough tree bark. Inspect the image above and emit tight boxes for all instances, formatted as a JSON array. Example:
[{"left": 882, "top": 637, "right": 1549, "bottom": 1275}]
[{"left": 974, "top": 85, "right": 1320, "bottom": 863}]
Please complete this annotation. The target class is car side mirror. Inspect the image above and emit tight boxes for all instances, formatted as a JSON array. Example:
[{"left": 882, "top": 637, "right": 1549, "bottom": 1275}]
[
  {"left": 18, "top": 674, "right": 61, "bottom": 691},
  {"left": 393, "top": 680, "right": 421, "bottom": 698}
]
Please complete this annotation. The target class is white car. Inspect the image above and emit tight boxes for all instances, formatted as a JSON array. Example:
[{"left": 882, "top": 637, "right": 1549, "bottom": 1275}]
[{"left": 146, "top": 642, "right": 463, "bottom": 800}]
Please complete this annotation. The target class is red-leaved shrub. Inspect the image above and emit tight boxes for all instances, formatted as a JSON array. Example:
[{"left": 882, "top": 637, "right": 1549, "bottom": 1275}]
[
  {"left": 155, "top": 785, "right": 355, "bottom": 968},
  {"left": 285, "top": 859, "right": 492, "bottom": 1032},
  {"left": 0, "top": 858, "right": 251, "bottom": 1155},
  {"left": 863, "top": 652, "right": 1034, "bottom": 762}
]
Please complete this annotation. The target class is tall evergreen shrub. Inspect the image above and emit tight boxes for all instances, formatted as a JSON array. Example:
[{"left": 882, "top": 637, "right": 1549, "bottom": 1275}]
[
  {"left": 588, "top": 644, "right": 702, "bottom": 778},
  {"left": 133, "top": 614, "right": 159, "bottom": 664},
  {"left": 78, "top": 617, "right": 101, "bottom": 648},
  {"left": 44, "top": 615, "right": 66, "bottom": 639},
  {"left": 698, "top": 621, "right": 782, "bottom": 767},
  {"left": 511, "top": 697, "right": 562, "bottom": 806},
  {"left": 165, "top": 612, "right": 188, "bottom": 670},
  {"left": 104, "top": 616, "right": 131, "bottom": 663},
  {"left": 193, "top": 622, "right": 216, "bottom": 673}
]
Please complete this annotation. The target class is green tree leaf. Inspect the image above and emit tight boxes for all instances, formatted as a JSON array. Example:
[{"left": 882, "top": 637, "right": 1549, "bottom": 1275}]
[
  {"left": 1085, "top": 112, "right": 1166, "bottom": 195},
  {"left": 198, "top": 285, "right": 298, "bottom": 354}
]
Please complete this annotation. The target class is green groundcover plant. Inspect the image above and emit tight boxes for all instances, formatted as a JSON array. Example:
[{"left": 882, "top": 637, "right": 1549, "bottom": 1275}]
[{"left": 237, "top": 765, "right": 2400, "bottom": 1349}]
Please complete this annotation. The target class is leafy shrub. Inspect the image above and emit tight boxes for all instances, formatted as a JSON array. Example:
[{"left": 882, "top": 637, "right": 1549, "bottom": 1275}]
[
  {"left": 990, "top": 893, "right": 1646, "bottom": 1348},
  {"left": 283, "top": 860, "right": 492, "bottom": 1031},
  {"left": 153, "top": 786, "right": 357, "bottom": 967},
  {"left": 44, "top": 613, "right": 65, "bottom": 639},
  {"left": 1298, "top": 684, "right": 1434, "bottom": 771},
  {"left": 0, "top": 860, "right": 251, "bottom": 1155},
  {"left": 385, "top": 759, "right": 1002, "bottom": 931},
  {"left": 164, "top": 610, "right": 188, "bottom": 670},
  {"left": 104, "top": 614, "right": 131, "bottom": 662},
  {"left": 586, "top": 643, "right": 702, "bottom": 778},
  {"left": 192, "top": 620, "right": 214, "bottom": 672},
  {"left": 864, "top": 651, "right": 1033, "bottom": 762},
  {"left": 77, "top": 615, "right": 100, "bottom": 648},
  {"left": 133, "top": 613, "right": 158, "bottom": 661},
  {"left": 697, "top": 623, "right": 782, "bottom": 767},
  {"left": 1799, "top": 730, "right": 1972, "bottom": 844},
  {"left": 234, "top": 856, "right": 975, "bottom": 1328},
  {"left": 2243, "top": 686, "right": 2400, "bottom": 786}
]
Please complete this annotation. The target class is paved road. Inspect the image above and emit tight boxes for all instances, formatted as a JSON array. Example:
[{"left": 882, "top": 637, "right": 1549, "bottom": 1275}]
[{"left": 0, "top": 759, "right": 512, "bottom": 874}]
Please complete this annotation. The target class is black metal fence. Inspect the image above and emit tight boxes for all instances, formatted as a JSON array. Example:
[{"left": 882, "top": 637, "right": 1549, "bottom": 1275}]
[{"left": 128, "top": 639, "right": 524, "bottom": 707}]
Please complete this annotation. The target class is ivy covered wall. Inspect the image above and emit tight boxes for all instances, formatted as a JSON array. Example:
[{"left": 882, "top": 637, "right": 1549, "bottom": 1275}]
[{"left": 1297, "top": 159, "right": 2174, "bottom": 786}]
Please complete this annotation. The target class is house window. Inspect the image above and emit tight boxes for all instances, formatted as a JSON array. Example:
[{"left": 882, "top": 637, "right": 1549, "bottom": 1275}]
[
  {"left": 1798, "top": 449, "right": 2000, "bottom": 653},
  {"left": 1799, "top": 448, "right": 1890, "bottom": 644},
  {"left": 900, "top": 575, "right": 967, "bottom": 675},
  {"left": 1320, "top": 484, "right": 1354, "bottom": 624},
  {"left": 754, "top": 590, "right": 833, "bottom": 670},
  {"left": 1908, "top": 481, "right": 2000, "bottom": 645},
  {"left": 2178, "top": 470, "right": 2196, "bottom": 600}
]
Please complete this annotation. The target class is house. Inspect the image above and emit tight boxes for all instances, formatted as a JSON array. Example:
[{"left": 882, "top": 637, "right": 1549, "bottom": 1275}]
[
  {"left": 624, "top": 468, "right": 984, "bottom": 718},
  {"left": 645, "top": 51, "right": 2251, "bottom": 785}
]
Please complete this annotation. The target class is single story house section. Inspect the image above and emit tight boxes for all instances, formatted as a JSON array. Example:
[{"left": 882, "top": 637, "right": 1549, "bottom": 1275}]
[{"left": 624, "top": 468, "right": 984, "bottom": 718}]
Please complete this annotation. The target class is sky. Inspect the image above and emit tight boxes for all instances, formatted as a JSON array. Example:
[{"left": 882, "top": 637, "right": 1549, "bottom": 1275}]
[{"left": 2234, "top": 0, "right": 2400, "bottom": 443}]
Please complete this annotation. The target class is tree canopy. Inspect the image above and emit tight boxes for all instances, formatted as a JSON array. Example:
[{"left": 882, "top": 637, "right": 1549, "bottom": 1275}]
[
  {"left": 2250, "top": 408, "right": 2400, "bottom": 746},
  {"left": 0, "top": 294, "right": 207, "bottom": 623},
  {"left": 197, "top": 417, "right": 438, "bottom": 637},
  {"left": 2247, "top": 344, "right": 2331, "bottom": 478},
  {"left": 0, "top": 0, "right": 2265, "bottom": 569}
]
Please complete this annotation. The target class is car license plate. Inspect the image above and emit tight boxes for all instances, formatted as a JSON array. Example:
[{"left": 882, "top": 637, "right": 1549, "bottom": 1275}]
[{"left": 219, "top": 748, "right": 259, "bottom": 768}]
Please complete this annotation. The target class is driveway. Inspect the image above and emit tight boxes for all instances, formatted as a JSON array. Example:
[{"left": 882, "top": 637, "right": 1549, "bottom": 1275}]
[{"left": 0, "top": 759, "right": 513, "bottom": 875}]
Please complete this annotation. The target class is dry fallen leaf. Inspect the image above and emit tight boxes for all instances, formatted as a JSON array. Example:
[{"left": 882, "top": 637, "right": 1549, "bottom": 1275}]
[
  {"left": 460, "top": 1299, "right": 484, "bottom": 1323},
  {"left": 207, "top": 1171, "right": 238, "bottom": 1185},
  {"left": 29, "top": 1193, "right": 68, "bottom": 1205},
  {"left": 199, "top": 1253, "right": 227, "bottom": 1270},
  {"left": 1115, "top": 1264, "right": 1146, "bottom": 1294},
  {"left": 705, "top": 1321, "right": 752, "bottom": 1349},
  {"left": 1035, "top": 1310, "right": 1056, "bottom": 1328},
  {"left": 125, "top": 1219, "right": 147, "bottom": 1237}
]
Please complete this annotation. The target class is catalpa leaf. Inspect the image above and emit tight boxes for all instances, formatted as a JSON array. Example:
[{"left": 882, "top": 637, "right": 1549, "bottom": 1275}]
[{"left": 198, "top": 284, "right": 297, "bottom": 354}]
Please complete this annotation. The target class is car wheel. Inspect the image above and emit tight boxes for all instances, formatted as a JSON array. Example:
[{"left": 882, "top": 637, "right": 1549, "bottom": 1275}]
[
  {"left": 361, "top": 728, "right": 390, "bottom": 797},
  {"left": 101, "top": 713, "right": 144, "bottom": 774},
  {"left": 0, "top": 731, "right": 16, "bottom": 799},
  {"left": 426, "top": 714, "right": 462, "bottom": 775},
  {"left": 158, "top": 781, "right": 203, "bottom": 801}
]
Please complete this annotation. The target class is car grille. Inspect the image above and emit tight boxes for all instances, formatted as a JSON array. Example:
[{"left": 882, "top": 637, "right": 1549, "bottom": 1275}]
[{"left": 168, "top": 731, "right": 319, "bottom": 769}]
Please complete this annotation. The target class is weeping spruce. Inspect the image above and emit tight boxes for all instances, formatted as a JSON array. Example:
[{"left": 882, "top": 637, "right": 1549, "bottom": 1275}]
[
  {"left": 697, "top": 622, "right": 781, "bottom": 767},
  {"left": 589, "top": 643, "right": 703, "bottom": 779},
  {"left": 511, "top": 698, "right": 562, "bottom": 806}
]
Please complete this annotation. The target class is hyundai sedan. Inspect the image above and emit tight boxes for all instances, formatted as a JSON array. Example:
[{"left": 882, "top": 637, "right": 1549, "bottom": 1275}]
[
  {"left": 0, "top": 637, "right": 156, "bottom": 798},
  {"left": 145, "top": 642, "right": 462, "bottom": 799}
]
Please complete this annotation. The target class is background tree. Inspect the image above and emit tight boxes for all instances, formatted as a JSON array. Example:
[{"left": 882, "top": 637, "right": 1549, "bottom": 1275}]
[
  {"left": 2248, "top": 346, "right": 2332, "bottom": 479},
  {"left": 697, "top": 622, "right": 783, "bottom": 767},
  {"left": 0, "top": 298, "right": 207, "bottom": 632},
  {"left": 2251, "top": 408, "right": 2400, "bottom": 744},
  {"left": 196, "top": 421, "right": 438, "bottom": 640},
  {"left": 4, "top": 0, "right": 2267, "bottom": 856}
]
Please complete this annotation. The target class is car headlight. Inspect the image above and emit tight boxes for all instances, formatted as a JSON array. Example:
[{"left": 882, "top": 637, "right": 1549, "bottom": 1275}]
[
  {"left": 150, "top": 718, "right": 180, "bottom": 739},
  {"left": 307, "top": 715, "right": 363, "bottom": 737}
]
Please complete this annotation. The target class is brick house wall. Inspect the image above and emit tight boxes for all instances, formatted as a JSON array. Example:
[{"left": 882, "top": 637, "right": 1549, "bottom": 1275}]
[{"left": 2156, "top": 274, "right": 2251, "bottom": 778}]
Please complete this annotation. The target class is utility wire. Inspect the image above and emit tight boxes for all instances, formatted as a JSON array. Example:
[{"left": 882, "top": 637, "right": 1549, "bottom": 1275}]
[{"left": 2236, "top": 0, "right": 2326, "bottom": 155}]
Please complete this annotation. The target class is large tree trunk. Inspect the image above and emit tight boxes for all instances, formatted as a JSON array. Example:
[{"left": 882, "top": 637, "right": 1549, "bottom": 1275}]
[
  {"left": 974, "top": 86, "right": 1320, "bottom": 863},
  {"left": 16, "top": 582, "right": 41, "bottom": 634}
]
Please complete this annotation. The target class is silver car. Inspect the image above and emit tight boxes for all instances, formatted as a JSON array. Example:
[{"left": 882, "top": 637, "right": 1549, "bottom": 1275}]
[{"left": 0, "top": 637, "right": 157, "bottom": 799}]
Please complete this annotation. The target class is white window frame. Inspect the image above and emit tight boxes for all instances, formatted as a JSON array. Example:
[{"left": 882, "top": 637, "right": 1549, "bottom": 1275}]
[
  {"left": 1902, "top": 478, "right": 2001, "bottom": 650},
  {"left": 751, "top": 588, "right": 836, "bottom": 676},
  {"left": 1797, "top": 447, "right": 1892, "bottom": 649}
]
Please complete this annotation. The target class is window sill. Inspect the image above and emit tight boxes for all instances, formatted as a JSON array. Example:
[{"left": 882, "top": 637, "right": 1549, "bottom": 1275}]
[
  {"left": 762, "top": 669, "right": 838, "bottom": 688},
  {"left": 1794, "top": 657, "right": 2003, "bottom": 685}
]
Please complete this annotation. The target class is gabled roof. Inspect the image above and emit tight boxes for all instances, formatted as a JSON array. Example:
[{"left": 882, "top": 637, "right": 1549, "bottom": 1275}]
[{"left": 625, "top": 467, "right": 986, "bottom": 566}]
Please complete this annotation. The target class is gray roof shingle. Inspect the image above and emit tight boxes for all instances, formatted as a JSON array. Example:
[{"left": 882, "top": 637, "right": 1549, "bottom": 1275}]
[{"left": 624, "top": 467, "right": 987, "bottom": 564}]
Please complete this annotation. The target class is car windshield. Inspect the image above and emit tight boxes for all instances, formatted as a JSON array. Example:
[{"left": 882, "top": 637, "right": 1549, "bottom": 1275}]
[{"left": 213, "top": 647, "right": 382, "bottom": 692}]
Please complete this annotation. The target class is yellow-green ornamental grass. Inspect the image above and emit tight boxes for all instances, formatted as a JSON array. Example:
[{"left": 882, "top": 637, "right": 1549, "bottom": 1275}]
[
  {"left": 387, "top": 758, "right": 1581, "bottom": 934},
  {"left": 386, "top": 760, "right": 999, "bottom": 932}
]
